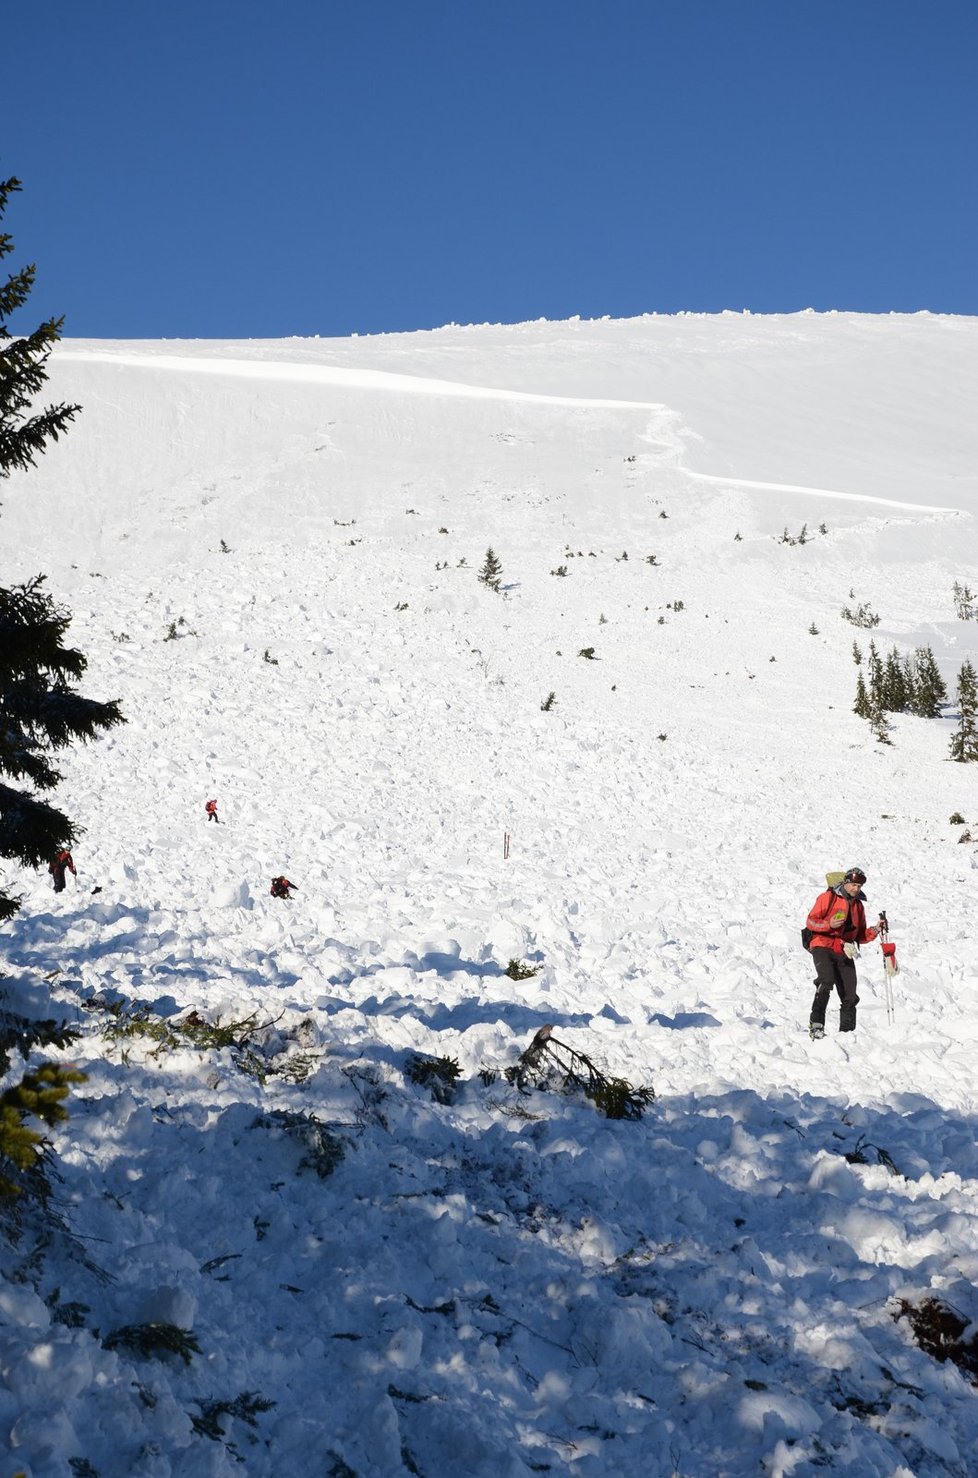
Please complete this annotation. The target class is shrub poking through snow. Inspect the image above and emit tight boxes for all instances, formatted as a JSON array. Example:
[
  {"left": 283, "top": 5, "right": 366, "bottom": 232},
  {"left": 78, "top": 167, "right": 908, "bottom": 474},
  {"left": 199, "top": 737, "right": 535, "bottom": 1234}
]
[
  {"left": 893, "top": 1297, "right": 978, "bottom": 1385},
  {"left": 578, "top": 647, "right": 596, "bottom": 660},
  {"left": 505, "top": 959, "right": 541, "bottom": 980},
  {"left": 405, "top": 1053, "right": 461, "bottom": 1105},
  {"left": 778, "top": 525, "right": 811, "bottom": 546},
  {"left": 841, "top": 599, "right": 880, "bottom": 629},
  {"left": 952, "top": 581, "right": 977, "bottom": 620},
  {"left": 47, "top": 1288, "right": 91, "bottom": 1328},
  {"left": 103, "top": 1322, "right": 201, "bottom": 1366},
  {"left": 504, "top": 1025, "right": 655, "bottom": 1120},
  {"left": 843, "top": 1134, "right": 903, "bottom": 1177},
  {"left": 252, "top": 1109, "right": 345, "bottom": 1178},
  {"left": 950, "top": 812, "right": 965, "bottom": 825},
  {"left": 541, "top": 690, "right": 556, "bottom": 711},
  {"left": 191, "top": 1391, "right": 277, "bottom": 1443}
]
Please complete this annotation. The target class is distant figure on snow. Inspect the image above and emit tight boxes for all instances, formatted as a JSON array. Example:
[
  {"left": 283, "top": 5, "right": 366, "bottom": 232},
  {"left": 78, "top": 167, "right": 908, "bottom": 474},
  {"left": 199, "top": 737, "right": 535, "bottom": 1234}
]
[
  {"left": 805, "top": 867, "right": 878, "bottom": 1037},
  {"left": 270, "top": 876, "right": 298, "bottom": 899},
  {"left": 205, "top": 798, "right": 220, "bottom": 824},
  {"left": 49, "top": 848, "right": 76, "bottom": 893}
]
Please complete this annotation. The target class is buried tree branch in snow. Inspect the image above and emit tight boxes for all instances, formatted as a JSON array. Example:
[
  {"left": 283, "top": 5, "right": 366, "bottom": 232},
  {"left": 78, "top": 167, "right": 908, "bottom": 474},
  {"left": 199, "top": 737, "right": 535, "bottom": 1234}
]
[
  {"left": 505, "top": 1024, "right": 655, "bottom": 1120},
  {"left": 251, "top": 1109, "right": 346, "bottom": 1179},
  {"left": 893, "top": 1297, "right": 978, "bottom": 1386},
  {"left": 405, "top": 1052, "right": 461, "bottom": 1104},
  {"left": 103, "top": 1321, "right": 201, "bottom": 1366}
]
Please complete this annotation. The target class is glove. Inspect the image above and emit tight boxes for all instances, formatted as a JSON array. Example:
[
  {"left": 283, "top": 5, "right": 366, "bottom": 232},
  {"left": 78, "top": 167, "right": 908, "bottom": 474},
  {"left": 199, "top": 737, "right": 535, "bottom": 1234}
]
[
  {"left": 882, "top": 941, "right": 899, "bottom": 975},
  {"left": 843, "top": 942, "right": 859, "bottom": 960}
]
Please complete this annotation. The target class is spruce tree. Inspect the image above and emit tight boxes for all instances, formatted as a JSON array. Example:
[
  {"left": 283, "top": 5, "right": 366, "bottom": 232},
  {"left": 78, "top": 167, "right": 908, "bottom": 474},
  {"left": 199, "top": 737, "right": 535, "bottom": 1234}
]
[
  {"left": 900, "top": 654, "right": 918, "bottom": 714},
  {"left": 866, "top": 640, "right": 885, "bottom": 710},
  {"left": 0, "top": 178, "right": 80, "bottom": 475},
  {"left": 883, "top": 646, "right": 907, "bottom": 713},
  {"left": 868, "top": 692, "right": 893, "bottom": 746},
  {"left": 1, "top": 176, "right": 123, "bottom": 1197},
  {"left": 949, "top": 660, "right": 978, "bottom": 763},
  {"left": 853, "top": 670, "right": 871, "bottom": 719},
  {"left": 1, "top": 177, "right": 124, "bottom": 920},
  {"left": 478, "top": 546, "right": 503, "bottom": 593},
  {"left": 912, "top": 646, "right": 947, "bottom": 719}
]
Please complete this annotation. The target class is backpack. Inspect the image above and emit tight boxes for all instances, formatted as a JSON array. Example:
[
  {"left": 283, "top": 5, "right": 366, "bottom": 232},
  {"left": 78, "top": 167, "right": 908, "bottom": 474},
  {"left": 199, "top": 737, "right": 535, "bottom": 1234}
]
[{"left": 801, "top": 871, "right": 846, "bottom": 951}]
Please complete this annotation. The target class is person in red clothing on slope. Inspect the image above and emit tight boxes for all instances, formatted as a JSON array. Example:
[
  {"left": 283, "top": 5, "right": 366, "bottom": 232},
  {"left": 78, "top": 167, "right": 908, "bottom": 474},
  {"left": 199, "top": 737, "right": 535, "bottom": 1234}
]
[
  {"left": 49, "top": 848, "right": 76, "bottom": 893},
  {"left": 205, "top": 799, "right": 219, "bottom": 824},
  {"left": 805, "top": 867, "right": 879, "bottom": 1038}
]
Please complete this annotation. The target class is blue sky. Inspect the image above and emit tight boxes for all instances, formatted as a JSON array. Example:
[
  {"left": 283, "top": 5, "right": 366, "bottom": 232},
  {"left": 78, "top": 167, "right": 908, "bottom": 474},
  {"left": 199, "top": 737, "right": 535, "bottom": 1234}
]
[{"left": 5, "top": 1, "right": 977, "bottom": 338}]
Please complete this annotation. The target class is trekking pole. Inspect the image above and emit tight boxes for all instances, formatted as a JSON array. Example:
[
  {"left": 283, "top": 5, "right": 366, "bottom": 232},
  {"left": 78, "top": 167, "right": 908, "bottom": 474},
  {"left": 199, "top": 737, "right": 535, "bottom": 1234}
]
[{"left": 879, "top": 911, "right": 895, "bottom": 1025}]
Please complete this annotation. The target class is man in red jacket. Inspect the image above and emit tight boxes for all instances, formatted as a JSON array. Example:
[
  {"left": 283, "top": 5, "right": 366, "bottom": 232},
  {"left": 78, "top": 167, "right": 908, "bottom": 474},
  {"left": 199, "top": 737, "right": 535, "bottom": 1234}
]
[
  {"left": 806, "top": 867, "right": 879, "bottom": 1037},
  {"left": 49, "top": 848, "right": 76, "bottom": 893}
]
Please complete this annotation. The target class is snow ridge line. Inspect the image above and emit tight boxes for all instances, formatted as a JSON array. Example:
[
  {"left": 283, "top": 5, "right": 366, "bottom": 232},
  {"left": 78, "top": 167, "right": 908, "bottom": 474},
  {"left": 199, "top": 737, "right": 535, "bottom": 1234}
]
[
  {"left": 55, "top": 348, "right": 667, "bottom": 413},
  {"left": 683, "top": 467, "right": 961, "bottom": 515},
  {"left": 56, "top": 347, "right": 963, "bottom": 513}
]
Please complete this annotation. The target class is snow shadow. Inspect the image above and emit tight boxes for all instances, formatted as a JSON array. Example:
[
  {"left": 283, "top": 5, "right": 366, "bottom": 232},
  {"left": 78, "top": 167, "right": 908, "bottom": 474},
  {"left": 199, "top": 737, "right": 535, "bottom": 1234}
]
[
  {"left": 353, "top": 991, "right": 591, "bottom": 1038},
  {"left": 649, "top": 1009, "right": 723, "bottom": 1030},
  {"left": 52, "top": 1048, "right": 978, "bottom": 1478}
]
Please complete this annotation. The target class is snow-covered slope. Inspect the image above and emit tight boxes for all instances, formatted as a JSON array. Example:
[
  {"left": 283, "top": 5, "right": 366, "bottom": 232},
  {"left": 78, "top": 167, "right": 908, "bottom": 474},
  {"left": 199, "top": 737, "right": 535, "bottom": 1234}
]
[{"left": 2, "top": 312, "right": 978, "bottom": 1476}]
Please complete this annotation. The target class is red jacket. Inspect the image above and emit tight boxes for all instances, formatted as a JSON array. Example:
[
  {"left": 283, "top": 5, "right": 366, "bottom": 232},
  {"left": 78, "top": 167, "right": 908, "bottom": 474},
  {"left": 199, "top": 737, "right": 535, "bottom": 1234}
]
[
  {"left": 806, "top": 887, "right": 877, "bottom": 954},
  {"left": 49, "top": 849, "right": 75, "bottom": 875}
]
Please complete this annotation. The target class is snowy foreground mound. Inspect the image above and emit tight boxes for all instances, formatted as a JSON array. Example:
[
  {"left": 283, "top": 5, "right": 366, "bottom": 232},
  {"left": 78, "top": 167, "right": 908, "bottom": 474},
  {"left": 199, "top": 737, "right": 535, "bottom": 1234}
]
[{"left": 3, "top": 312, "right": 978, "bottom": 1476}]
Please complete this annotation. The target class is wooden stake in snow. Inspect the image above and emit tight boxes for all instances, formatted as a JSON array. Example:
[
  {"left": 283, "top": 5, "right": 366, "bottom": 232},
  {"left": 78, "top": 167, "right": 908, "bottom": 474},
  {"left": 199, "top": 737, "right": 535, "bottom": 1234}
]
[{"left": 503, "top": 831, "right": 510, "bottom": 860}]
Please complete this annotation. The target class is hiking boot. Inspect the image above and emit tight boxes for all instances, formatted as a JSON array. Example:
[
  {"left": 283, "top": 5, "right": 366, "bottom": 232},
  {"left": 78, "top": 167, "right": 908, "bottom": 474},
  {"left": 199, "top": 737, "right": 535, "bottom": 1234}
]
[
  {"left": 809, "top": 1021, "right": 825, "bottom": 1040},
  {"left": 839, "top": 1007, "right": 857, "bottom": 1033}
]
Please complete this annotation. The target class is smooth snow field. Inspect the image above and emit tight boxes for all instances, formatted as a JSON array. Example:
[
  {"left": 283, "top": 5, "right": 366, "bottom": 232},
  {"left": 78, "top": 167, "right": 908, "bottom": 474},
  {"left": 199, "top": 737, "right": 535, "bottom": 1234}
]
[{"left": 2, "top": 311, "right": 978, "bottom": 1477}]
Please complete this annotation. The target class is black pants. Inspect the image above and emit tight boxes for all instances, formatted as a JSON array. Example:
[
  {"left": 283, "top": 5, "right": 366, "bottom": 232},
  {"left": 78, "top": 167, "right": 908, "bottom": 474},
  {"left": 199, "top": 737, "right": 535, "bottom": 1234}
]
[
  {"left": 810, "top": 948, "right": 859, "bottom": 1032},
  {"left": 52, "top": 871, "right": 66, "bottom": 893}
]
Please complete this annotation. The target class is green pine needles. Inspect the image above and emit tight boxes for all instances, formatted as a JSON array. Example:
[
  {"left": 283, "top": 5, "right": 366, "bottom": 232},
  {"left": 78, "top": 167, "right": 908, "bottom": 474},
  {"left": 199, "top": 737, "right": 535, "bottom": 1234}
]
[
  {"left": 0, "top": 1061, "right": 87, "bottom": 1198},
  {"left": 505, "top": 958, "right": 542, "bottom": 980},
  {"left": 406, "top": 1053, "right": 461, "bottom": 1104},
  {"left": 103, "top": 1322, "right": 201, "bottom": 1365},
  {"left": 505, "top": 1025, "right": 655, "bottom": 1121}
]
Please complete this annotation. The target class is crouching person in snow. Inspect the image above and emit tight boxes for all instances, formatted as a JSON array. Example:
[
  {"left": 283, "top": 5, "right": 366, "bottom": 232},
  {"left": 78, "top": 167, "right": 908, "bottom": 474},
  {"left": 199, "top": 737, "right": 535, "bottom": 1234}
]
[
  {"left": 270, "top": 876, "right": 298, "bottom": 899},
  {"left": 49, "top": 847, "right": 76, "bottom": 893},
  {"left": 806, "top": 867, "right": 878, "bottom": 1037}
]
